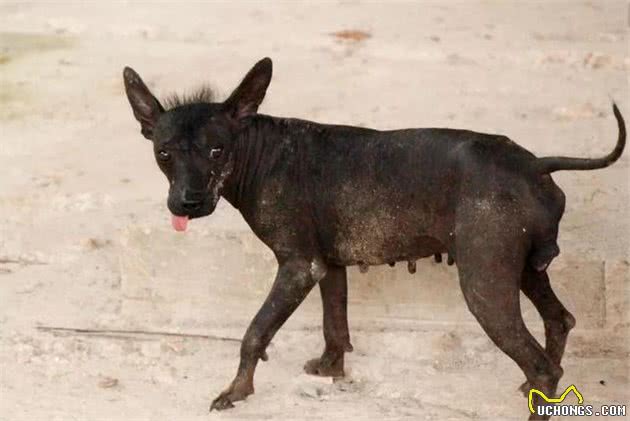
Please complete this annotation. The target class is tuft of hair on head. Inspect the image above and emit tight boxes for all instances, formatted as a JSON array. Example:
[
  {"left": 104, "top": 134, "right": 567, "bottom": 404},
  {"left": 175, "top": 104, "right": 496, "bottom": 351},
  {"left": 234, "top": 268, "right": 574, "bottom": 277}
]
[{"left": 162, "top": 85, "right": 217, "bottom": 110}]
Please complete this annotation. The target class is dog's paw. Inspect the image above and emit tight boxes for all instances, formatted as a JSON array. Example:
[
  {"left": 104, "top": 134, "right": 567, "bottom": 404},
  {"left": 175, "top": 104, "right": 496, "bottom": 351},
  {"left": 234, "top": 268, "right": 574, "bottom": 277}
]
[
  {"left": 303, "top": 351, "right": 345, "bottom": 377},
  {"left": 209, "top": 392, "right": 235, "bottom": 411},
  {"left": 209, "top": 380, "right": 254, "bottom": 411}
]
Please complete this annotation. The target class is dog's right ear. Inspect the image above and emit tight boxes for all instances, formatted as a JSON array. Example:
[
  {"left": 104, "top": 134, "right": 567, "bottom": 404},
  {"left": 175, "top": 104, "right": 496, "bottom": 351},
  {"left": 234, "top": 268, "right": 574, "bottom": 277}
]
[{"left": 123, "top": 67, "right": 164, "bottom": 140}]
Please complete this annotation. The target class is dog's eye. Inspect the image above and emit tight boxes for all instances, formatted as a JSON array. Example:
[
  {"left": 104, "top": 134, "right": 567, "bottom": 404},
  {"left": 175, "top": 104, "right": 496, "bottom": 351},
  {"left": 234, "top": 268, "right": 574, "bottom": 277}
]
[
  {"left": 157, "top": 150, "right": 171, "bottom": 162},
  {"left": 210, "top": 147, "right": 223, "bottom": 159}
]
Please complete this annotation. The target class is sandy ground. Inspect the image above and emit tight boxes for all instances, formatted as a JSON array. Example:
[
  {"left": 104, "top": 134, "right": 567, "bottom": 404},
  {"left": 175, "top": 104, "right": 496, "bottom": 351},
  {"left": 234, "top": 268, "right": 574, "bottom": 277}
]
[{"left": 1, "top": 1, "right": 629, "bottom": 420}]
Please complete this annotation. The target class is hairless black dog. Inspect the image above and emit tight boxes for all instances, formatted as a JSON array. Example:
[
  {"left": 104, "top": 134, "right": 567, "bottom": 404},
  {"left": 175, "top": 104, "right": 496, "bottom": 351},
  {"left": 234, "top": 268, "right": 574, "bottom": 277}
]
[{"left": 123, "top": 58, "right": 625, "bottom": 420}]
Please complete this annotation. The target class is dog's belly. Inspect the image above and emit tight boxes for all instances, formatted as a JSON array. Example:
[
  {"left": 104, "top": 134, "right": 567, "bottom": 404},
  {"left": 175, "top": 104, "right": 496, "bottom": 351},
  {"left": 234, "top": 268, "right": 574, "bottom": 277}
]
[
  {"left": 326, "top": 235, "right": 444, "bottom": 266},
  {"left": 319, "top": 209, "right": 448, "bottom": 266}
]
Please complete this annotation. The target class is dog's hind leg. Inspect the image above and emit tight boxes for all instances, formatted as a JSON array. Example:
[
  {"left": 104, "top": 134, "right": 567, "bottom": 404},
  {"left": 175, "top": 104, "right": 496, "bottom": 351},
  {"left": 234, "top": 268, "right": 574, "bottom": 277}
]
[
  {"left": 519, "top": 268, "right": 575, "bottom": 395},
  {"left": 521, "top": 269, "right": 575, "bottom": 365},
  {"left": 304, "top": 264, "right": 353, "bottom": 377},
  {"left": 455, "top": 222, "right": 562, "bottom": 420}
]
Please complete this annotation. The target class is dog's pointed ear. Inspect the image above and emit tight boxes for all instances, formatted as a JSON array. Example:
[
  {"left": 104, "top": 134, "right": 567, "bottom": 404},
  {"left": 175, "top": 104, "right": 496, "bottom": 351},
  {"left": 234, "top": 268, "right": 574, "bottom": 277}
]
[
  {"left": 123, "top": 67, "right": 164, "bottom": 140},
  {"left": 224, "top": 57, "right": 272, "bottom": 121}
]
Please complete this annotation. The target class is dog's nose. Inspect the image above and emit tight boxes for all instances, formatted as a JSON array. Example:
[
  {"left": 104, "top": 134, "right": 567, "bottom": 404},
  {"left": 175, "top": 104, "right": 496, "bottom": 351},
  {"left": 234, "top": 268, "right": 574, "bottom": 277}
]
[
  {"left": 182, "top": 198, "right": 202, "bottom": 211},
  {"left": 180, "top": 189, "right": 205, "bottom": 212}
]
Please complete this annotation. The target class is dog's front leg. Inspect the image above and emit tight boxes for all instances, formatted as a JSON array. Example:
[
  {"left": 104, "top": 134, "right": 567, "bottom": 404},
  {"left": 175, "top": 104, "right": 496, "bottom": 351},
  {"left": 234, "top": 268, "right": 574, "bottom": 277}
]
[
  {"left": 210, "top": 257, "right": 320, "bottom": 411},
  {"left": 304, "top": 264, "right": 353, "bottom": 377}
]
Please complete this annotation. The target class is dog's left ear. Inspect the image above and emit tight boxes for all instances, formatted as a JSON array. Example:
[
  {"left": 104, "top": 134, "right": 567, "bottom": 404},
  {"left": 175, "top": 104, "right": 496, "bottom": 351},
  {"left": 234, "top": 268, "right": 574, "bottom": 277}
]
[
  {"left": 224, "top": 57, "right": 272, "bottom": 121},
  {"left": 123, "top": 67, "right": 164, "bottom": 140}
]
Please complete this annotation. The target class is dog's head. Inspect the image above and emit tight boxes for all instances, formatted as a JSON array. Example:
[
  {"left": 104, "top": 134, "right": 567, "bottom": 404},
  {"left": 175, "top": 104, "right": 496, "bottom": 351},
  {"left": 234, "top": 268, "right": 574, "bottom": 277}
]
[{"left": 123, "top": 58, "right": 272, "bottom": 231}]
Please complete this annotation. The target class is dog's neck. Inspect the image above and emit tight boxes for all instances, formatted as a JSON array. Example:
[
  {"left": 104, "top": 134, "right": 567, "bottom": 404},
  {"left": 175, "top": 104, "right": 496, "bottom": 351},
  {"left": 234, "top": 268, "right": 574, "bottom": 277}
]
[{"left": 221, "top": 114, "right": 296, "bottom": 213}]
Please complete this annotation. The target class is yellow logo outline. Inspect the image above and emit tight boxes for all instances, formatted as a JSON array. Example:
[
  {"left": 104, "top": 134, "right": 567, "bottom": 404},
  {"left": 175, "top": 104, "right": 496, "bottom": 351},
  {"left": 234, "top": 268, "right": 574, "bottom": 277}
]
[{"left": 528, "top": 384, "right": 584, "bottom": 414}]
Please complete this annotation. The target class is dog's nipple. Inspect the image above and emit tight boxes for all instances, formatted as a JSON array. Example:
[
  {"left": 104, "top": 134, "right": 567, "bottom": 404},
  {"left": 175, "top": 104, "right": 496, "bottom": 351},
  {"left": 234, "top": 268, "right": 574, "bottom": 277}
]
[{"left": 407, "top": 260, "right": 417, "bottom": 274}]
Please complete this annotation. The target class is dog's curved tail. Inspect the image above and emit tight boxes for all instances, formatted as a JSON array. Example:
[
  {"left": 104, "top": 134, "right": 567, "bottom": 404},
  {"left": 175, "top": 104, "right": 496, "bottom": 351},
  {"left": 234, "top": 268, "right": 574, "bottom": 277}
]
[{"left": 533, "top": 103, "right": 626, "bottom": 174}]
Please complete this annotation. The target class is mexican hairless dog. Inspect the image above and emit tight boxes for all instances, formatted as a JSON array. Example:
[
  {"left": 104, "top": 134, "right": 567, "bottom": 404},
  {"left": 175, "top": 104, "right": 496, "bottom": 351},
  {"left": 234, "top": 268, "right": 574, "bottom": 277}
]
[{"left": 123, "top": 58, "right": 626, "bottom": 420}]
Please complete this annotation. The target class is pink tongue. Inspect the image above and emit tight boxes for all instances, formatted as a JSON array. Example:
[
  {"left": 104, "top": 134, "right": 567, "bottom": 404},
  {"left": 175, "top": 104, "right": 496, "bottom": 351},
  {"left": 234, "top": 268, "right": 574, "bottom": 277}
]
[{"left": 171, "top": 215, "right": 189, "bottom": 232}]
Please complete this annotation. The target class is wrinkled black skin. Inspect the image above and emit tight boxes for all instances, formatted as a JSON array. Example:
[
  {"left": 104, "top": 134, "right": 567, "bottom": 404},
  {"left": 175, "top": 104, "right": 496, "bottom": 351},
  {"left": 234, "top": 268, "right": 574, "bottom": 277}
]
[{"left": 123, "top": 58, "right": 625, "bottom": 420}]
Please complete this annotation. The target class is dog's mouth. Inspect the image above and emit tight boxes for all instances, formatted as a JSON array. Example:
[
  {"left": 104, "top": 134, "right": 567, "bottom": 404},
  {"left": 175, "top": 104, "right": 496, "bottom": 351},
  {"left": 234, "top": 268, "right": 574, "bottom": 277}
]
[
  {"left": 169, "top": 199, "right": 217, "bottom": 232},
  {"left": 171, "top": 214, "right": 190, "bottom": 232},
  {"left": 167, "top": 185, "right": 223, "bottom": 232},
  {"left": 170, "top": 211, "right": 212, "bottom": 232}
]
